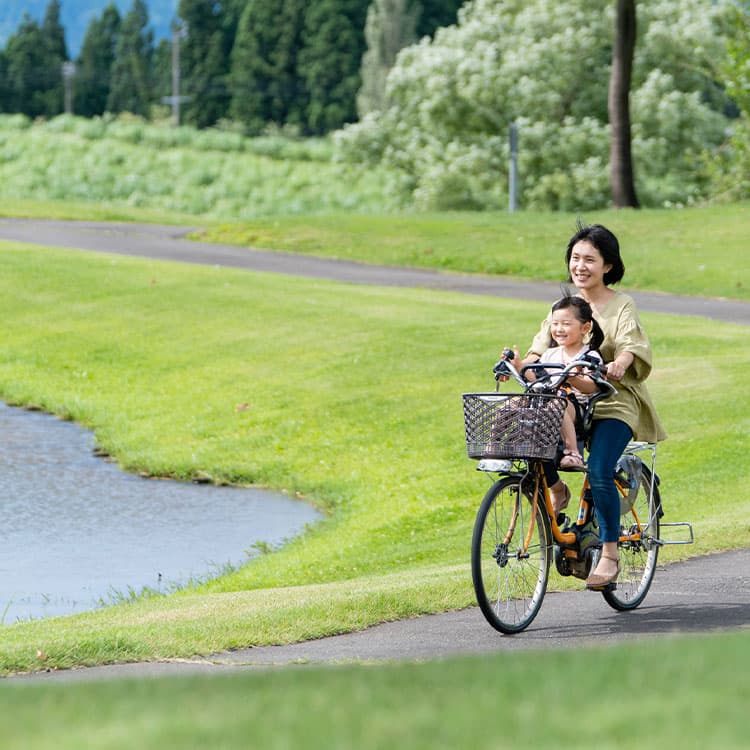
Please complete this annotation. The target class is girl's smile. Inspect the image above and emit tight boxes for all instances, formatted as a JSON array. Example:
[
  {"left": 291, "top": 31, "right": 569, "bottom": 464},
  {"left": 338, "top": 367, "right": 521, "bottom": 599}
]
[{"left": 550, "top": 309, "right": 590, "bottom": 355}]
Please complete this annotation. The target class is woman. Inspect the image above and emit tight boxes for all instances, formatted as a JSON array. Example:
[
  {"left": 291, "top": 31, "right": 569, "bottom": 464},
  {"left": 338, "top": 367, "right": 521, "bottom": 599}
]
[{"left": 522, "top": 222, "right": 665, "bottom": 589}]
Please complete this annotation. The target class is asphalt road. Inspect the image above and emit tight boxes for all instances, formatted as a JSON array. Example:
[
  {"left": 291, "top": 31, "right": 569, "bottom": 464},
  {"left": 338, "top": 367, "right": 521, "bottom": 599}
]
[
  {"left": 2, "top": 217, "right": 748, "bottom": 681},
  {"left": 0, "top": 218, "right": 748, "bottom": 325}
]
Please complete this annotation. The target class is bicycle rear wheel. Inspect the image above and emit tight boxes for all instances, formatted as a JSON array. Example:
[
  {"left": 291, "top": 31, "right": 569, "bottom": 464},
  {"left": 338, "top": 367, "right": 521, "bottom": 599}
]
[
  {"left": 471, "top": 476, "right": 551, "bottom": 633},
  {"left": 603, "top": 465, "right": 661, "bottom": 611}
]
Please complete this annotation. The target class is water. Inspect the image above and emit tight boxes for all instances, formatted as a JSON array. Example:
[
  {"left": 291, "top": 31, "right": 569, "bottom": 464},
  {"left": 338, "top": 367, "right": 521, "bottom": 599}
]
[{"left": 0, "top": 402, "right": 321, "bottom": 623}]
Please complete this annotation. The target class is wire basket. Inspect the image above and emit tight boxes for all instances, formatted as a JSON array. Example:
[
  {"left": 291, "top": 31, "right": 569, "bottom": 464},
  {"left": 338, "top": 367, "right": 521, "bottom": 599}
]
[{"left": 462, "top": 392, "right": 567, "bottom": 460}]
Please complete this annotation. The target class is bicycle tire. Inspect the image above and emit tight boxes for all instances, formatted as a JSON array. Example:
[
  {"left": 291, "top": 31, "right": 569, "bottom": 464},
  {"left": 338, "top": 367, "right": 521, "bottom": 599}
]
[
  {"left": 602, "top": 465, "right": 661, "bottom": 611},
  {"left": 471, "top": 476, "right": 552, "bottom": 633}
]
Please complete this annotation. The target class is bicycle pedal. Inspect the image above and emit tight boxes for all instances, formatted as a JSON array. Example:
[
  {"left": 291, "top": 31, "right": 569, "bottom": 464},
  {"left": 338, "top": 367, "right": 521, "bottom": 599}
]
[{"left": 587, "top": 582, "right": 617, "bottom": 592}]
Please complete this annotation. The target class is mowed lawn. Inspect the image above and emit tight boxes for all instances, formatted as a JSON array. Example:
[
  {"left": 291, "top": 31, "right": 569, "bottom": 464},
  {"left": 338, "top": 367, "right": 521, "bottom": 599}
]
[{"left": 0, "top": 223, "right": 746, "bottom": 677}]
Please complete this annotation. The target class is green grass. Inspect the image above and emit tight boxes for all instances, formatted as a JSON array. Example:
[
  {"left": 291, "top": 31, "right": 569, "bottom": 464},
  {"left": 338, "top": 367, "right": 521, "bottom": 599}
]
[
  {"left": 0, "top": 238, "right": 747, "bottom": 676},
  {"left": 3, "top": 630, "right": 749, "bottom": 749},
  {"left": 197, "top": 202, "right": 750, "bottom": 300},
  {"left": 0, "top": 116, "right": 393, "bottom": 218}
]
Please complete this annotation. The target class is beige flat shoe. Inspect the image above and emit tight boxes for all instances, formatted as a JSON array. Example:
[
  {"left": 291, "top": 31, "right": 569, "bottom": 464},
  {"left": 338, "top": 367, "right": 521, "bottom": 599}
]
[{"left": 585, "top": 554, "right": 621, "bottom": 590}]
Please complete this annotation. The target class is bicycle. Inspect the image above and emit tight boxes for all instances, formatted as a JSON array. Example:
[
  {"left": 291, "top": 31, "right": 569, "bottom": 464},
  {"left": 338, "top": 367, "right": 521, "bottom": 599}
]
[{"left": 463, "top": 349, "right": 693, "bottom": 634}]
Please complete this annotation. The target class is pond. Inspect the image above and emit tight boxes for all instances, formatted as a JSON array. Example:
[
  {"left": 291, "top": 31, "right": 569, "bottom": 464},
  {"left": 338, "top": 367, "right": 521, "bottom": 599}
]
[{"left": 0, "top": 402, "right": 322, "bottom": 624}]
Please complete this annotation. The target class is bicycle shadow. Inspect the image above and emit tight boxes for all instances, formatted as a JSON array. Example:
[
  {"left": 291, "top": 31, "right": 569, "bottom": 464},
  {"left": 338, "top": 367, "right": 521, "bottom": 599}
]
[{"left": 526, "top": 550, "right": 750, "bottom": 642}]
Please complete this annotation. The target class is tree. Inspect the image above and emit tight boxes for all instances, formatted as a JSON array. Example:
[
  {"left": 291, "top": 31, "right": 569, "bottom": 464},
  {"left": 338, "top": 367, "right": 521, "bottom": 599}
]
[
  {"left": 39, "top": 0, "right": 69, "bottom": 115},
  {"left": 608, "top": 0, "right": 639, "bottom": 208},
  {"left": 712, "top": 0, "right": 750, "bottom": 200},
  {"left": 416, "top": 0, "right": 463, "bottom": 38},
  {"left": 335, "top": 0, "right": 730, "bottom": 211},
  {"left": 229, "top": 0, "right": 307, "bottom": 133},
  {"left": 299, "top": 0, "right": 371, "bottom": 134},
  {"left": 177, "top": 0, "right": 231, "bottom": 128},
  {"left": 107, "top": 0, "right": 154, "bottom": 116},
  {"left": 74, "top": 3, "right": 121, "bottom": 117},
  {"left": 0, "top": 50, "right": 10, "bottom": 112},
  {"left": 357, "top": 0, "right": 420, "bottom": 117},
  {"left": 4, "top": 3, "right": 68, "bottom": 119}
]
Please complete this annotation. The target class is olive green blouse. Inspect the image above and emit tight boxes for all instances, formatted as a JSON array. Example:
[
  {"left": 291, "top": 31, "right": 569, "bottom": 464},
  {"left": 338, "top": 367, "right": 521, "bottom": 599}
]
[{"left": 528, "top": 291, "right": 666, "bottom": 442}]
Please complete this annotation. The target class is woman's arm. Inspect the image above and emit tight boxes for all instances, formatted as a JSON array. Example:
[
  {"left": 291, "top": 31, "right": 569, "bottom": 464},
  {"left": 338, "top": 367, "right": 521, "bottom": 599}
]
[{"left": 606, "top": 350, "right": 635, "bottom": 381}]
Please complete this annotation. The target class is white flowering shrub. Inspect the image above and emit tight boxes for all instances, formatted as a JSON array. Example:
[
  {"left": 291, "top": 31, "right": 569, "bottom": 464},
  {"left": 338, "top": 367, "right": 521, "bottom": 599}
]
[{"left": 335, "top": 0, "right": 734, "bottom": 210}]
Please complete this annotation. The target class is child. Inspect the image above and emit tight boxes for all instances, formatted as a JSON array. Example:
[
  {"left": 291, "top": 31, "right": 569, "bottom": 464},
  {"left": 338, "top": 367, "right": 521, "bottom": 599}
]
[{"left": 532, "top": 296, "right": 605, "bottom": 470}]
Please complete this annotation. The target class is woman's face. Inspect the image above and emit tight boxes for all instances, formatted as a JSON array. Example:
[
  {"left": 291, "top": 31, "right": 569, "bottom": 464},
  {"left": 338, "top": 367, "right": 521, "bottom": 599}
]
[{"left": 568, "top": 240, "right": 612, "bottom": 292}]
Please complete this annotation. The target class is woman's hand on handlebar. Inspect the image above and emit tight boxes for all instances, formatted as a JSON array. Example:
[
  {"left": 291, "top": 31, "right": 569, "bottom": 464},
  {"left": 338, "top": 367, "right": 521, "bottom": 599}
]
[{"left": 605, "top": 352, "right": 634, "bottom": 381}]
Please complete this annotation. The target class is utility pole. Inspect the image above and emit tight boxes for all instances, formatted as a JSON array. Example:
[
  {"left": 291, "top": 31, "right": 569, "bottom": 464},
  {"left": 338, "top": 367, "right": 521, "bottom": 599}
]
[
  {"left": 62, "top": 61, "right": 76, "bottom": 115},
  {"left": 161, "top": 22, "right": 190, "bottom": 126},
  {"left": 508, "top": 121, "right": 519, "bottom": 213}
]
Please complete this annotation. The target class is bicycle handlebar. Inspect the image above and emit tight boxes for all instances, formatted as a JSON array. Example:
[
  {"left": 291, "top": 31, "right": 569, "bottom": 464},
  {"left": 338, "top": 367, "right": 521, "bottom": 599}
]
[{"left": 492, "top": 349, "right": 617, "bottom": 400}]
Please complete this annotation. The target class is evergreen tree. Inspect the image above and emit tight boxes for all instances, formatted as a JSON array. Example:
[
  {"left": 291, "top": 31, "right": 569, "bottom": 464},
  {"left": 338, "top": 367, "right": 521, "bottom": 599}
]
[
  {"left": 42, "top": 0, "right": 68, "bottom": 62},
  {"left": 107, "top": 0, "right": 154, "bottom": 116},
  {"left": 2, "top": 1, "right": 68, "bottom": 118},
  {"left": 74, "top": 3, "right": 121, "bottom": 117},
  {"left": 39, "top": 0, "right": 68, "bottom": 115},
  {"left": 299, "top": 0, "right": 371, "bottom": 133},
  {"left": 0, "top": 50, "right": 9, "bottom": 113},
  {"left": 177, "top": 0, "right": 231, "bottom": 128},
  {"left": 229, "top": 0, "right": 306, "bottom": 133},
  {"left": 6, "top": 13, "right": 49, "bottom": 117},
  {"left": 357, "top": 0, "right": 419, "bottom": 117},
  {"left": 416, "top": 0, "right": 463, "bottom": 38}
]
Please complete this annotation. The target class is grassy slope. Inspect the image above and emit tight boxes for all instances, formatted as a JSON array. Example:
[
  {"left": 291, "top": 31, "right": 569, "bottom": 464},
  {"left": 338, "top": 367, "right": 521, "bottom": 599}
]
[
  {"left": 198, "top": 202, "right": 750, "bottom": 300},
  {"left": 0, "top": 237, "right": 747, "bottom": 675}
]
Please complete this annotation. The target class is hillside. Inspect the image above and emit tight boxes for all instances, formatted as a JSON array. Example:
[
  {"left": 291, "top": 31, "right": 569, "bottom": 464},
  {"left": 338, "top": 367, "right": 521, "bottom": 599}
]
[{"left": 0, "top": 0, "right": 174, "bottom": 56}]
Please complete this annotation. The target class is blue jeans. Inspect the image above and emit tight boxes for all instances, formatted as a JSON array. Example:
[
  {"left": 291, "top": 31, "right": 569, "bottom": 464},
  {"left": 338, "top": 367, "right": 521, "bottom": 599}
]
[{"left": 588, "top": 419, "right": 633, "bottom": 543}]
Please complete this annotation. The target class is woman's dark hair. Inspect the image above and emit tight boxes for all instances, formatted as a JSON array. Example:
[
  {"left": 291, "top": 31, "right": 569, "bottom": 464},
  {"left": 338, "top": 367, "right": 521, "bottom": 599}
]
[
  {"left": 565, "top": 221, "right": 625, "bottom": 286},
  {"left": 549, "top": 295, "right": 604, "bottom": 352}
]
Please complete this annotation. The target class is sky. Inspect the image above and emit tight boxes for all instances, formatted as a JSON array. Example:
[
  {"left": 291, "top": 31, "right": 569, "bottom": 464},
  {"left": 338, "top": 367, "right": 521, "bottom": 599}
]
[{"left": 0, "top": 1, "right": 178, "bottom": 57}]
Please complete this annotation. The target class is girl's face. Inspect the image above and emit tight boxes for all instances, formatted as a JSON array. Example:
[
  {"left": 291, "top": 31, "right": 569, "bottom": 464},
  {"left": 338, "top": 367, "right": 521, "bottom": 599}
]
[
  {"left": 550, "top": 308, "right": 591, "bottom": 349},
  {"left": 569, "top": 240, "right": 612, "bottom": 292}
]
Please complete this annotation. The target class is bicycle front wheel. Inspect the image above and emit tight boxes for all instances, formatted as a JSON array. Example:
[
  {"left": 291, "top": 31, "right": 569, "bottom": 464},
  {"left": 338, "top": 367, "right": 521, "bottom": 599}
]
[
  {"left": 603, "top": 465, "right": 661, "bottom": 611},
  {"left": 471, "top": 476, "right": 551, "bottom": 634}
]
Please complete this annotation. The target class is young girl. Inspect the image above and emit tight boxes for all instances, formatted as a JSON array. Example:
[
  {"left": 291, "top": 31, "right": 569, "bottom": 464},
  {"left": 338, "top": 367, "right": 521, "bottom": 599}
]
[{"left": 534, "top": 295, "right": 604, "bottom": 472}]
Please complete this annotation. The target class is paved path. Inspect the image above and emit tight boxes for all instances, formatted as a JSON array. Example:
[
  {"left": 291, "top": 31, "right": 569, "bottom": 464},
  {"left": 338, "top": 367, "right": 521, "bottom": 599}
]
[
  {"left": 1, "top": 217, "right": 748, "bottom": 681},
  {"left": 0, "top": 218, "right": 748, "bottom": 324},
  {"left": 14, "top": 549, "right": 750, "bottom": 682}
]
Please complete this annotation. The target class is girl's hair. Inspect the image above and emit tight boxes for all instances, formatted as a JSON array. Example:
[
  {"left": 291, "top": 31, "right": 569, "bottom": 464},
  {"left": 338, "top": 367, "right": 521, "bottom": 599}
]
[
  {"left": 565, "top": 220, "right": 625, "bottom": 286},
  {"left": 549, "top": 295, "right": 604, "bottom": 351}
]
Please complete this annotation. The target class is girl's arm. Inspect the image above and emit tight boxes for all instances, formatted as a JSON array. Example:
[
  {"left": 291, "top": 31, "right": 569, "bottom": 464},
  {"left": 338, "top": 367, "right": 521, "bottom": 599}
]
[{"left": 566, "top": 370, "right": 597, "bottom": 394}]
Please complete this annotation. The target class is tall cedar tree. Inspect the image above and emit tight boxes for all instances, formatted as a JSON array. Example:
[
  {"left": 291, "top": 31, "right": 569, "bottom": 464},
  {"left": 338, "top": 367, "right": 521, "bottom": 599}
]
[
  {"left": 299, "top": 0, "right": 371, "bottom": 134},
  {"left": 107, "top": 0, "right": 154, "bottom": 116},
  {"left": 74, "top": 3, "right": 121, "bottom": 117},
  {"left": 41, "top": 0, "right": 68, "bottom": 115},
  {"left": 229, "top": 0, "right": 307, "bottom": 133},
  {"left": 0, "top": 50, "right": 10, "bottom": 112},
  {"left": 177, "top": 0, "right": 231, "bottom": 128},
  {"left": 4, "top": 2, "right": 68, "bottom": 118}
]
